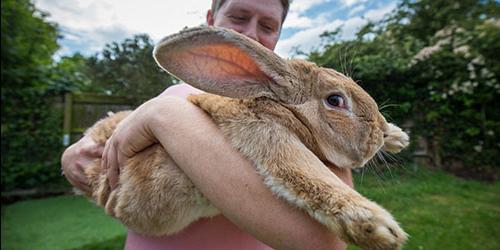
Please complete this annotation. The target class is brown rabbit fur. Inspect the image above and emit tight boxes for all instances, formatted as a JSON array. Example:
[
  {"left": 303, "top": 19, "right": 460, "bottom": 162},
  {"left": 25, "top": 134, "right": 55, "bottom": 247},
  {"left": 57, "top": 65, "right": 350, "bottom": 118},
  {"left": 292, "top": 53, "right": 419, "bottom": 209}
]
[{"left": 80, "top": 26, "right": 410, "bottom": 250}]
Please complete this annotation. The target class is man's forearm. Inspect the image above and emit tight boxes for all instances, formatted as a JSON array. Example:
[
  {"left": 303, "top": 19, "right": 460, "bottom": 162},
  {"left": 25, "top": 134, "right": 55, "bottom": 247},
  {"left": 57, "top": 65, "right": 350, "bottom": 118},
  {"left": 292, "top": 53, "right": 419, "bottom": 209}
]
[{"left": 150, "top": 96, "right": 349, "bottom": 249}]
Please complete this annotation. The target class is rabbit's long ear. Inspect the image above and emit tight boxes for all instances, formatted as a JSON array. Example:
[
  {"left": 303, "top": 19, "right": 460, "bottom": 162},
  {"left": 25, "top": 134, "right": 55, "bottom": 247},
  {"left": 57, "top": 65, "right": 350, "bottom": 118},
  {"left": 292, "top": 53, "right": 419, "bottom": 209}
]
[{"left": 153, "top": 26, "right": 296, "bottom": 101}]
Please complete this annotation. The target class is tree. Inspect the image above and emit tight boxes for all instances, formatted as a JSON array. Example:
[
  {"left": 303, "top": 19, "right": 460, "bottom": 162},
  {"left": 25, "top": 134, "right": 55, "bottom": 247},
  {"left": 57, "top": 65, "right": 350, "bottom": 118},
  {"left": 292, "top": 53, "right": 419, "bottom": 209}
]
[
  {"left": 48, "top": 53, "right": 95, "bottom": 94},
  {"left": 85, "top": 34, "right": 176, "bottom": 100},
  {"left": 1, "top": 0, "right": 63, "bottom": 190}
]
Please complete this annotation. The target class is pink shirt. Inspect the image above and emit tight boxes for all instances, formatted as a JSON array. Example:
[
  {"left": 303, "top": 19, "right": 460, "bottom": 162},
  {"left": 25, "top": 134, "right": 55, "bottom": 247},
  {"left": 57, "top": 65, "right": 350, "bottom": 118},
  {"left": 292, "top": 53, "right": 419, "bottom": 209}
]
[
  {"left": 124, "top": 83, "right": 271, "bottom": 250},
  {"left": 125, "top": 215, "right": 271, "bottom": 250}
]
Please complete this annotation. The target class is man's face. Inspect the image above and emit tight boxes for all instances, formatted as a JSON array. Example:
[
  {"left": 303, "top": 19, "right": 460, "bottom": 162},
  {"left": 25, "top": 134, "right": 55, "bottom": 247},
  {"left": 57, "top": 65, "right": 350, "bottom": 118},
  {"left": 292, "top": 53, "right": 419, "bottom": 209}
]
[{"left": 207, "top": 0, "right": 283, "bottom": 51}]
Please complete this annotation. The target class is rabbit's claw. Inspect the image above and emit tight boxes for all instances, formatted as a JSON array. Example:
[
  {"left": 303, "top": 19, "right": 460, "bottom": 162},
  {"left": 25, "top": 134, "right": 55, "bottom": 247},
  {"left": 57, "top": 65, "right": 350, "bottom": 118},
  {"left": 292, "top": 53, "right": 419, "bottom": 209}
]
[{"left": 342, "top": 201, "right": 407, "bottom": 250}]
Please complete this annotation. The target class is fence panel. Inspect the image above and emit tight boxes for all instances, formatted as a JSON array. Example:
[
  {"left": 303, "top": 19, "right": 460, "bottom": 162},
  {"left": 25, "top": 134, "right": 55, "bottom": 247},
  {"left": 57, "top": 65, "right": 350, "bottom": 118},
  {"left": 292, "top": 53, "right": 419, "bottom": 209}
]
[{"left": 63, "top": 93, "right": 138, "bottom": 145}]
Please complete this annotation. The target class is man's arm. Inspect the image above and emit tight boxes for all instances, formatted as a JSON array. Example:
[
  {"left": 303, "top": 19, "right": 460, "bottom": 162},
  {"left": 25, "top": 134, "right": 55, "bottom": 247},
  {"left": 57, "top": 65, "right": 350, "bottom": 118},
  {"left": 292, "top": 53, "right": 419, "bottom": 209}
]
[{"left": 135, "top": 95, "right": 352, "bottom": 249}]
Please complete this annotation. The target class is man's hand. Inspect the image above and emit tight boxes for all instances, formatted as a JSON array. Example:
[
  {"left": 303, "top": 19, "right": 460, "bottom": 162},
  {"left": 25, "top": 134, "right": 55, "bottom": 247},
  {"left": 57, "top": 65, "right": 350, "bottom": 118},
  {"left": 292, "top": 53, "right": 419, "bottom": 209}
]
[
  {"left": 102, "top": 98, "right": 163, "bottom": 189},
  {"left": 61, "top": 135, "right": 104, "bottom": 193}
]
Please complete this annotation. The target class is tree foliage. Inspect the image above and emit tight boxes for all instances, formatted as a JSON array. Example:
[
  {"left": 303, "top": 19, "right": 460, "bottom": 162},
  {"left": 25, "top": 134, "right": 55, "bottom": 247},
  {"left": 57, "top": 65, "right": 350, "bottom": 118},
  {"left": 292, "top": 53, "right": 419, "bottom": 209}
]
[
  {"left": 85, "top": 34, "right": 176, "bottom": 100},
  {"left": 1, "top": 0, "right": 63, "bottom": 190},
  {"left": 48, "top": 53, "right": 94, "bottom": 93}
]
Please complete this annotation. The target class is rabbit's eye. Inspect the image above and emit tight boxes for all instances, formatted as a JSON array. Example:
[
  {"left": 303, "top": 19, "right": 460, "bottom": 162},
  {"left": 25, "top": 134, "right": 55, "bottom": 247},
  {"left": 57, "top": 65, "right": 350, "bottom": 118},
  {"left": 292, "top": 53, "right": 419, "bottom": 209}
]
[{"left": 326, "top": 94, "right": 346, "bottom": 109}]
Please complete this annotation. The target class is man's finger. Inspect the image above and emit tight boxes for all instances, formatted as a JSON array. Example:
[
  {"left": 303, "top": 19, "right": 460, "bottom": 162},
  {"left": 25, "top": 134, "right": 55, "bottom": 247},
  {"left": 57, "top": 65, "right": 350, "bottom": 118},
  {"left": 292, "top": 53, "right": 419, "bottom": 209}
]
[
  {"left": 90, "top": 144, "right": 105, "bottom": 157},
  {"left": 107, "top": 165, "right": 119, "bottom": 190},
  {"left": 106, "top": 143, "right": 120, "bottom": 190},
  {"left": 117, "top": 146, "right": 128, "bottom": 174},
  {"left": 78, "top": 178, "right": 92, "bottom": 193},
  {"left": 101, "top": 138, "right": 111, "bottom": 171},
  {"left": 66, "top": 171, "right": 91, "bottom": 194}
]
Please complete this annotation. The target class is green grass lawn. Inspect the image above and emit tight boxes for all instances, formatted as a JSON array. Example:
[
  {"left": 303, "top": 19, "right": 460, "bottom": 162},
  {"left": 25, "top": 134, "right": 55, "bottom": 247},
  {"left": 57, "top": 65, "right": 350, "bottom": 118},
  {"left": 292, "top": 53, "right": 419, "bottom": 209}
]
[
  {"left": 1, "top": 167, "right": 499, "bottom": 250},
  {"left": 1, "top": 195, "right": 126, "bottom": 250},
  {"left": 349, "top": 166, "right": 500, "bottom": 250}
]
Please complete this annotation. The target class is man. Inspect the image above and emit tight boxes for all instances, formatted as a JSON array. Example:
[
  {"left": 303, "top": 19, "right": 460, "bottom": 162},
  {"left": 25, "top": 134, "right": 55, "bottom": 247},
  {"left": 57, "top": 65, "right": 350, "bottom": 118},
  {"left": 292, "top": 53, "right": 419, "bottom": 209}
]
[{"left": 62, "top": 0, "right": 353, "bottom": 249}]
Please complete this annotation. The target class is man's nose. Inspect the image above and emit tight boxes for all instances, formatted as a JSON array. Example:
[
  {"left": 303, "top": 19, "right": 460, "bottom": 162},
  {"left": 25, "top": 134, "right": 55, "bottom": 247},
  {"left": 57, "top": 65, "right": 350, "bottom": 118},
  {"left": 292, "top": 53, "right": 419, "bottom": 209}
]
[{"left": 242, "top": 19, "right": 259, "bottom": 43}]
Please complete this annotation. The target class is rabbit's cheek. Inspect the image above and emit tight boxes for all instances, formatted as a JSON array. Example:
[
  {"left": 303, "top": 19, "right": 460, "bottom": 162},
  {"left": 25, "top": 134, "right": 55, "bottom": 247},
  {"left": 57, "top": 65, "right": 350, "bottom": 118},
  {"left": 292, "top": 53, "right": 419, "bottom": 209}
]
[
  {"left": 355, "top": 123, "right": 384, "bottom": 166},
  {"left": 322, "top": 148, "right": 358, "bottom": 169},
  {"left": 362, "top": 134, "right": 385, "bottom": 167},
  {"left": 317, "top": 118, "right": 369, "bottom": 168}
]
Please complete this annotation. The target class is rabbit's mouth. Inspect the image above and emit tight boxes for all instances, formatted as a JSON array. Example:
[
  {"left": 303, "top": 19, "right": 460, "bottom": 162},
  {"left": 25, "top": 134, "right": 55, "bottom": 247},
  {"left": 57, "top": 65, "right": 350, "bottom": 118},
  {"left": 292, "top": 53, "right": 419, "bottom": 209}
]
[
  {"left": 322, "top": 160, "right": 341, "bottom": 171},
  {"left": 319, "top": 145, "right": 363, "bottom": 170},
  {"left": 321, "top": 157, "right": 358, "bottom": 172}
]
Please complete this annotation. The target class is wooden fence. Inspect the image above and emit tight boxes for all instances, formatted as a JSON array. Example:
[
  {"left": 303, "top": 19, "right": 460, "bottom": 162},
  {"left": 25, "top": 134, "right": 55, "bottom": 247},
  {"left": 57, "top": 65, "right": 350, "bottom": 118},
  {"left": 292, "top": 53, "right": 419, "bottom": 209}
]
[{"left": 63, "top": 93, "right": 138, "bottom": 146}]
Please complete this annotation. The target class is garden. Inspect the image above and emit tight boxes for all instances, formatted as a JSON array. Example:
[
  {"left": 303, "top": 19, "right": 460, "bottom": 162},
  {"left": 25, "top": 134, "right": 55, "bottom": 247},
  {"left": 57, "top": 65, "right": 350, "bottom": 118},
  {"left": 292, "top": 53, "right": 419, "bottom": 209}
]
[{"left": 2, "top": 0, "right": 499, "bottom": 249}]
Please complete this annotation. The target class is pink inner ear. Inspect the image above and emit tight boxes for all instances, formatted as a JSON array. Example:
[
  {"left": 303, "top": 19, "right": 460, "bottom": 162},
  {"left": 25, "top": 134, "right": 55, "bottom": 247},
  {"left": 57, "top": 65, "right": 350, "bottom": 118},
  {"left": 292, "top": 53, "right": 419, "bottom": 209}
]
[{"left": 176, "top": 44, "right": 269, "bottom": 82}]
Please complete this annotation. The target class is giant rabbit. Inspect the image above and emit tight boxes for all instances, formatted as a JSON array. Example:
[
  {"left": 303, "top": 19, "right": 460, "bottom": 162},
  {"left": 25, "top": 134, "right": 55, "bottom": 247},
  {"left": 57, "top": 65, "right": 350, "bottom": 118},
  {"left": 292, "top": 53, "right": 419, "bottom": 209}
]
[{"left": 80, "top": 26, "right": 410, "bottom": 250}]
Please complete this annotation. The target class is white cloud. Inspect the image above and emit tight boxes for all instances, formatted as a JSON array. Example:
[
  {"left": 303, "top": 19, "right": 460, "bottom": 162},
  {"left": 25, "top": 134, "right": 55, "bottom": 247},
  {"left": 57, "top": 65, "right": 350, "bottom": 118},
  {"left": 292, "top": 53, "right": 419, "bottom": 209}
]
[
  {"left": 284, "top": 11, "right": 315, "bottom": 28},
  {"left": 276, "top": 19, "right": 344, "bottom": 57},
  {"left": 276, "top": 2, "right": 396, "bottom": 57},
  {"left": 284, "top": 11, "right": 330, "bottom": 29},
  {"left": 284, "top": 0, "right": 331, "bottom": 29},
  {"left": 290, "top": 0, "right": 330, "bottom": 12},
  {"left": 348, "top": 4, "right": 366, "bottom": 17},
  {"left": 339, "top": 0, "right": 367, "bottom": 7},
  {"left": 364, "top": 1, "right": 397, "bottom": 21},
  {"left": 35, "top": 0, "right": 209, "bottom": 55},
  {"left": 339, "top": 16, "right": 368, "bottom": 39}
]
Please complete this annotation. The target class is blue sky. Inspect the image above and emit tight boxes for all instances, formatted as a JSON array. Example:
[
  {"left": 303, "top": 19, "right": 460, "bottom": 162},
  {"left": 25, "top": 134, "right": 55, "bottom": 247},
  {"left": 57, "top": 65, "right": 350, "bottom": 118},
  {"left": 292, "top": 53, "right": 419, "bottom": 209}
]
[{"left": 34, "top": 0, "right": 398, "bottom": 58}]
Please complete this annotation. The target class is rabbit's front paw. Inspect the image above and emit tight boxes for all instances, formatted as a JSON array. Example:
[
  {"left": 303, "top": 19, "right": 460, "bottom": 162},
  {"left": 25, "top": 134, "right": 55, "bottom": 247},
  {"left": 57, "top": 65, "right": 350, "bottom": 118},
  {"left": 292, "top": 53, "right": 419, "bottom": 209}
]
[{"left": 342, "top": 201, "right": 407, "bottom": 250}]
